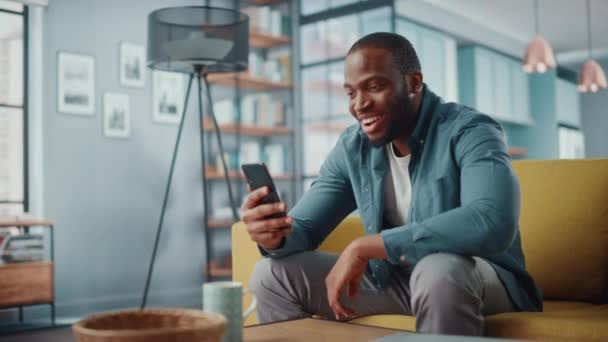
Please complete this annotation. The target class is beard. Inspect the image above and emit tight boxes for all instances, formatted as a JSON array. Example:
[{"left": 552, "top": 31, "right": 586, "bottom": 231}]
[{"left": 369, "top": 92, "right": 418, "bottom": 148}]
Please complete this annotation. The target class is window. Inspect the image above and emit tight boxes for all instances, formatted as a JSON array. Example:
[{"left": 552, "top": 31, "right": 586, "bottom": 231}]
[
  {"left": 299, "top": 4, "right": 392, "bottom": 188},
  {"left": 0, "top": 2, "right": 26, "bottom": 217}
]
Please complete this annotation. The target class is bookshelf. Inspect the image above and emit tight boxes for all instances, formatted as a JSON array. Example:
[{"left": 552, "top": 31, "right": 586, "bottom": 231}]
[
  {"left": 204, "top": 168, "right": 294, "bottom": 181},
  {"left": 203, "top": 118, "right": 292, "bottom": 137},
  {"left": 208, "top": 261, "right": 233, "bottom": 277},
  {"left": 0, "top": 217, "right": 55, "bottom": 326},
  {"left": 250, "top": 31, "right": 291, "bottom": 49},
  {"left": 203, "top": 0, "right": 295, "bottom": 280},
  {"left": 207, "top": 72, "right": 292, "bottom": 91}
]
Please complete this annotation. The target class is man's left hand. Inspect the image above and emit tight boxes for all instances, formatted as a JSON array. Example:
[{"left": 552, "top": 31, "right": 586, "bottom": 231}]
[
  {"left": 325, "top": 242, "right": 368, "bottom": 320},
  {"left": 325, "top": 234, "right": 389, "bottom": 320}
]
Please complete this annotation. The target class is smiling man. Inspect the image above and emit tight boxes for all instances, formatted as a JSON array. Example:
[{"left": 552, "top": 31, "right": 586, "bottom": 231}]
[{"left": 241, "top": 32, "right": 542, "bottom": 335}]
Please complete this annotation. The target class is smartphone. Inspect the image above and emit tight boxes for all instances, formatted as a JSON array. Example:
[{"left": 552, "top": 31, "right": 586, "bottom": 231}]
[{"left": 241, "top": 163, "right": 286, "bottom": 219}]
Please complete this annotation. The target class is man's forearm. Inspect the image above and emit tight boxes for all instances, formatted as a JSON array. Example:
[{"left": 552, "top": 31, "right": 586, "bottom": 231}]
[{"left": 349, "top": 234, "right": 388, "bottom": 260}]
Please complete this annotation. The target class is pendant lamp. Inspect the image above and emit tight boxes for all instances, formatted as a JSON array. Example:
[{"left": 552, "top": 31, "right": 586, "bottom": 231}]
[
  {"left": 523, "top": 0, "right": 556, "bottom": 73},
  {"left": 578, "top": 0, "right": 607, "bottom": 93}
]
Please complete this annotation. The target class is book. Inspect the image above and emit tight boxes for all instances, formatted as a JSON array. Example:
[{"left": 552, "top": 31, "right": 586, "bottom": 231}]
[
  {"left": 213, "top": 99, "right": 236, "bottom": 125},
  {"left": 239, "top": 142, "right": 262, "bottom": 166},
  {"left": 264, "top": 144, "right": 286, "bottom": 174}
]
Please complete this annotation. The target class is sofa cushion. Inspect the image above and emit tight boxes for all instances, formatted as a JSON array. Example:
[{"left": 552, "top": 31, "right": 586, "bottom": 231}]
[
  {"left": 542, "top": 300, "right": 596, "bottom": 312},
  {"left": 485, "top": 304, "right": 608, "bottom": 341},
  {"left": 512, "top": 159, "right": 608, "bottom": 302},
  {"left": 349, "top": 314, "right": 416, "bottom": 332},
  {"left": 349, "top": 303, "right": 606, "bottom": 341}
]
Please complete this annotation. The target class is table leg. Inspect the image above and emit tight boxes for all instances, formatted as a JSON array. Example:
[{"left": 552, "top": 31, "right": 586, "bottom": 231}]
[{"left": 50, "top": 225, "right": 55, "bottom": 325}]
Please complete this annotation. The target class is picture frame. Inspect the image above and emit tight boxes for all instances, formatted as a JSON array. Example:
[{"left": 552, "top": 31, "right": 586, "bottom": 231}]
[
  {"left": 152, "top": 70, "right": 184, "bottom": 124},
  {"left": 119, "top": 42, "right": 145, "bottom": 88},
  {"left": 103, "top": 92, "right": 131, "bottom": 139},
  {"left": 57, "top": 52, "right": 95, "bottom": 115}
]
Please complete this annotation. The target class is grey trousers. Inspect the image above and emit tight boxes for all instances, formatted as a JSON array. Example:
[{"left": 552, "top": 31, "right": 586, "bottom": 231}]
[{"left": 249, "top": 251, "right": 515, "bottom": 336}]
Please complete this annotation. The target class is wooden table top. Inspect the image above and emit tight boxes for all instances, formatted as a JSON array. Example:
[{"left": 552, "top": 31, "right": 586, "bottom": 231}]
[{"left": 244, "top": 318, "right": 405, "bottom": 342}]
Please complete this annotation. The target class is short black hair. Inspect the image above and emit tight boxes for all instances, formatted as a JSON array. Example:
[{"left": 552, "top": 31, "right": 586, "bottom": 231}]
[{"left": 347, "top": 32, "right": 421, "bottom": 76}]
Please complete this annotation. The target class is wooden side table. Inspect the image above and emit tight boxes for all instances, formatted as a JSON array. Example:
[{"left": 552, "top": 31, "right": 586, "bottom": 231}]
[{"left": 0, "top": 218, "right": 55, "bottom": 326}]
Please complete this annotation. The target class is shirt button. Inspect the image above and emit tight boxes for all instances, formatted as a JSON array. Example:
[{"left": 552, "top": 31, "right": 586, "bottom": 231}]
[{"left": 399, "top": 255, "right": 406, "bottom": 263}]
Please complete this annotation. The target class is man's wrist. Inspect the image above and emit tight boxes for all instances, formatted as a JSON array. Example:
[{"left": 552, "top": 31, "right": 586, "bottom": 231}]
[{"left": 349, "top": 234, "right": 388, "bottom": 260}]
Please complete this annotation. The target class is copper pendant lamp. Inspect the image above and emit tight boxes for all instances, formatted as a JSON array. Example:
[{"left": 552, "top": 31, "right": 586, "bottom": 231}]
[
  {"left": 578, "top": 0, "right": 607, "bottom": 93},
  {"left": 523, "top": 0, "right": 556, "bottom": 73}
]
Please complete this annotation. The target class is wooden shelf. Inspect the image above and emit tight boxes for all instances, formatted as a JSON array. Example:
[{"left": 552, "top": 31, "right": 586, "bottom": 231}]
[
  {"left": 508, "top": 147, "right": 528, "bottom": 157},
  {"left": 203, "top": 118, "right": 292, "bottom": 137},
  {"left": 0, "top": 261, "right": 53, "bottom": 307},
  {"left": 207, "top": 219, "right": 236, "bottom": 229},
  {"left": 207, "top": 72, "right": 291, "bottom": 91},
  {"left": 305, "top": 121, "right": 351, "bottom": 133},
  {"left": 208, "top": 262, "right": 232, "bottom": 277},
  {"left": 250, "top": 31, "right": 290, "bottom": 49},
  {"left": 0, "top": 218, "right": 54, "bottom": 228},
  {"left": 205, "top": 168, "right": 294, "bottom": 181}
]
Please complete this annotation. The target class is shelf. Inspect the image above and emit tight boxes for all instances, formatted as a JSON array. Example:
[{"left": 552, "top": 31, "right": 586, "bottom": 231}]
[
  {"left": 208, "top": 262, "right": 232, "bottom": 277},
  {"left": 508, "top": 147, "right": 528, "bottom": 157},
  {"left": 207, "top": 72, "right": 291, "bottom": 91},
  {"left": 0, "top": 261, "right": 53, "bottom": 307},
  {"left": 208, "top": 219, "right": 236, "bottom": 229},
  {"left": 250, "top": 31, "right": 290, "bottom": 49},
  {"left": 205, "top": 168, "right": 294, "bottom": 181},
  {"left": 0, "top": 218, "right": 54, "bottom": 228},
  {"left": 203, "top": 118, "right": 292, "bottom": 137},
  {"left": 305, "top": 121, "right": 351, "bottom": 133}
]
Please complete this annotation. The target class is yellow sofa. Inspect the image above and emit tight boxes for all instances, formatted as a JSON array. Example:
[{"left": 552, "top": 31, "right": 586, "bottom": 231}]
[{"left": 232, "top": 159, "right": 608, "bottom": 341}]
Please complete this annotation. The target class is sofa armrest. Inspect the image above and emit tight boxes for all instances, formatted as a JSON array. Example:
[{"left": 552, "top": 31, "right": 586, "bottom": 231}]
[
  {"left": 231, "top": 221, "right": 262, "bottom": 326},
  {"left": 231, "top": 216, "right": 365, "bottom": 325}
]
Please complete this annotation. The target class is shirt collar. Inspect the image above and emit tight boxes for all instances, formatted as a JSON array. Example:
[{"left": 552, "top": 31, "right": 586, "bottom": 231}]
[{"left": 409, "top": 83, "right": 440, "bottom": 146}]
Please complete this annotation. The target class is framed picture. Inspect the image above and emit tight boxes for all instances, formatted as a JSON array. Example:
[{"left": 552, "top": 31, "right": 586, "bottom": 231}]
[
  {"left": 103, "top": 92, "right": 131, "bottom": 138},
  {"left": 119, "top": 42, "right": 145, "bottom": 88},
  {"left": 152, "top": 70, "right": 184, "bottom": 124},
  {"left": 57, "top": 52, "right": 95, "bottom": 115}
]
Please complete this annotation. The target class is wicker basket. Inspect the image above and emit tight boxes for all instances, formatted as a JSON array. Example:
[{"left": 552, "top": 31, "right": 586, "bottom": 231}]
[{"left": 72, "top": 308, "right": 227, "bottom": 342}]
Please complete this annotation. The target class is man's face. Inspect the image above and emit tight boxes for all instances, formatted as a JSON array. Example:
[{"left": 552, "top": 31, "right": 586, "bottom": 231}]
[{"left": 344, "top": 47, "right": 417, "bottom": 147}]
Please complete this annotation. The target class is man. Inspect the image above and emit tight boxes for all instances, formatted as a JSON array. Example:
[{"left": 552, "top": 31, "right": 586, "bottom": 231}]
[{"left": 241, "top": 32, "right": 542, "bottom": 336}]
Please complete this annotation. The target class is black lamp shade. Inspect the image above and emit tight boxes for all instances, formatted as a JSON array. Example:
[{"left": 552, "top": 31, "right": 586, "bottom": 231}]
[{"left": 147, "top": 6, "right": 249, "bottom": 74}]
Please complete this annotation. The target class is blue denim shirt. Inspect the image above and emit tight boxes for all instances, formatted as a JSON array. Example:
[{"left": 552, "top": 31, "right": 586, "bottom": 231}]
[{"left": 264, "top": 85, "right": 543, "bottom": 312}]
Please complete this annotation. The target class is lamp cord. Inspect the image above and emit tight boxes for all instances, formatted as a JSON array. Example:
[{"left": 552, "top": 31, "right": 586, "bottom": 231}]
[
  {"left": 202, "top": 73, "right": 239, "bottom": 221},
  {"left": 534, "top": 0, "right": 539, "bottom": 35},
  {"left": 587, "top": 0, "right": 592, "bottom": 59},
  {"left": 141, "top": 73, "right": 195, "bottom": 310}
]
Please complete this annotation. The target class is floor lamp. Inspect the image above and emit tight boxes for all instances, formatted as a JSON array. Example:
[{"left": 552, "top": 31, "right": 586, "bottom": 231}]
[{"left": 141, "top": 6, "right": 248, "bottom": 309}]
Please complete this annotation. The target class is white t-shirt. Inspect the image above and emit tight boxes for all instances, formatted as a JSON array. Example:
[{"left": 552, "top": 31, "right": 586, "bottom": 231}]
[{"left": 383, "top": 143, "right": 412, "bottom": 227}]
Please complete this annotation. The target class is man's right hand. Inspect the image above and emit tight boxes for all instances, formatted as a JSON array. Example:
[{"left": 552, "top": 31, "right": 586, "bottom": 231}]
[{"left": 241, "top": 186, "right": 293, "bottom": 250}]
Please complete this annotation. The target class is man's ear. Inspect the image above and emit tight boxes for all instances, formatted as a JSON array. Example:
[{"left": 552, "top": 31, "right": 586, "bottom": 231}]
[{"left": 406, "top": 71, "right": 424, "bottom": 95}]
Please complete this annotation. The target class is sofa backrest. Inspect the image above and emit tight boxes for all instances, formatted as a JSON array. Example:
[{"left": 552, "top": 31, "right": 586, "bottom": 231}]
[
  {"left": 513, "top": 159, "right": 608, "bottom": 302},
  {"left": 321, "top": 159, "right": 608, "bottom": 303}
]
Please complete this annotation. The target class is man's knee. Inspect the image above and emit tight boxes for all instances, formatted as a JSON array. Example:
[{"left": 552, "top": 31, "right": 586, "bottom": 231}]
[
  {"left": 249, "top": 257, "right": 291, "bottom": 295},
  {"left": 410, "top": 253, "right": 480, "bottom": 310},
  {"left": 249, "top": 252, "right": 322, "bottom": 294}
]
